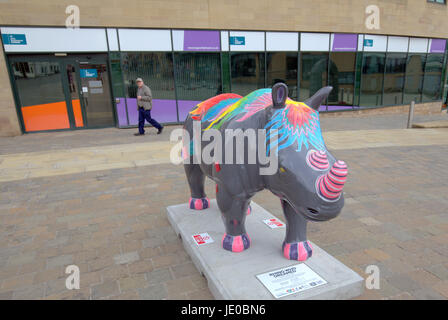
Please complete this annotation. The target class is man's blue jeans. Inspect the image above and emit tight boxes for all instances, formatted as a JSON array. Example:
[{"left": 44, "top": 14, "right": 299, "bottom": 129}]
[{"left": 138, "top": 107, "right": 162, "bottom": 134}]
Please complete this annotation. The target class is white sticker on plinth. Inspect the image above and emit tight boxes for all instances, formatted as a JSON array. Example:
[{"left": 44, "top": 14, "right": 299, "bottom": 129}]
[
  {"left": 262, "top": 218, "right": 285, "bottom": 229},
  {"left": 256, "top": 264, "right": 327, "bottom": 299},
  {"left": 192, "top": 233, "right": 214, "bottom": 246}
]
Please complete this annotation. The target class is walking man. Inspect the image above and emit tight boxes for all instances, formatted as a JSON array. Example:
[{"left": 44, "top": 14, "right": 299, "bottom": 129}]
[{"left": 134, "top": 78, "right": 163, "bottom": 136}]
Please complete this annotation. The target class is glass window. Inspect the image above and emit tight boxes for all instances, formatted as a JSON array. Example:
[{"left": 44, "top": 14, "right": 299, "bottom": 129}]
[
  {"left": 109, "top": 52, "right": 128, "bottom": 126},
  {"left": 121, "top": 53, "right": 177, "bottom": 124},
  {"left": 221, "top": 52, "right": 231, "bottom": 93},
  {"left": 109, "top": 52, "right": 125, "bottom": 98},
  {"left": 383, "top": 53, "right": 407, "bottom": 105},
  {"left": 403, "top": 54, "right": 426, "bottom": 104},
  {"left": 267, "top": 52, "right": 298, "bottom": 100},
  {"left": 121, "top": 52, "right": 175, "bottom": 100},
  {"left": 354, "top": 52, "right": 363, "bottom": 106},
  {"left": 422, "top": 54, "right": 444, "bottom": 102},
  {"left": 299, "top": 52, "right": 328, "bottom": 102},
  {"left": 328, "top": 52, "right": 356, "bottom": 106},
  {"left": 360, "top": 53, "right": 385, "bottom": 106},
  {"left": 231, "top": 52, "right": 265, "bottom": 96},
  {"left": 11, "top": 60, "right": 70, "bottom": 131},
  {"left": 174, "top": 52, "right": 221, "bottom": 100},
  {"left": 12, "top": 61, "right": 65, "bottom": 106}
]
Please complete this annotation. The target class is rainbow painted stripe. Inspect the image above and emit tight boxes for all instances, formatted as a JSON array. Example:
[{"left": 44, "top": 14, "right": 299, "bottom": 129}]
[{"left": 189, "top": 88, "right": 326, "bottom": 153}]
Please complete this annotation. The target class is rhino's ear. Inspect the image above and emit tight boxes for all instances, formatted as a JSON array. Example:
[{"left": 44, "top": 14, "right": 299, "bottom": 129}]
[
  {"left": 304, "top": 86, "right": 333, "bottom": 111},
  {"left": 272, "top": 83, "right": 288, "bottom": 109}
]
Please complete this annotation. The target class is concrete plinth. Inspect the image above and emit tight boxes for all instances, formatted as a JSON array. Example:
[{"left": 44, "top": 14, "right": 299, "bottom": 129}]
[{"left": 167, "top": 200, "right": 364, "bottom": 300}]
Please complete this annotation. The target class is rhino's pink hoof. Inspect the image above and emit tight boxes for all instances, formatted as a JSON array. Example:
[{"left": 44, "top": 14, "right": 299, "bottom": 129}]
[
  {"left": 282, "top": 241, "right": 313, "bottom": 261},
  {"left": 222, "top": 233, "right": 251, "bottom": 252},
  {"left": 189, "top": 197, "right": 210, "bottom": 210},
  {"left": 246, "top": 205, "right": 252, "bottom": 215}
]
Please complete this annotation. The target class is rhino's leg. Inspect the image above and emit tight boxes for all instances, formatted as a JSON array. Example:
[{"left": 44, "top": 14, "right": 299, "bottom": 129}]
[
  {"left": 281, "top": 199, "right": 313, "bottom": 261},
  {"left": 184, "top": 163, "right": 210, "bottom": 210},
  {"left": 216, "top": 185, "right": 251, "bottom": 253}
]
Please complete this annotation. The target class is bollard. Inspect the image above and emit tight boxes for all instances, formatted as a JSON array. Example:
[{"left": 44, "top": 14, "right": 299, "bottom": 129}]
[{"left": 407, "top": 101, "right": 415, "bottom": 129}]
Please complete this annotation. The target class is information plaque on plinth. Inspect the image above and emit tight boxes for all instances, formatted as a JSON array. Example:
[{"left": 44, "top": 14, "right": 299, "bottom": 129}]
[{"left": 167, "top": 200, "right": 364, "bottom": 300}]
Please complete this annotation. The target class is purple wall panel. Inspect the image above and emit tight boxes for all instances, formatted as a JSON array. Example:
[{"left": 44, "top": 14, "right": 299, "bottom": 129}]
[
  {"left": 116, "top": 97, "right": 128, "bottom": 127},
  {"left": 430, "top": 39, "right": 446, "bottom": 53},
  {"left": 126, "top": 98, "right": 178, "bottom": 125},
  {"left": 332, "top": 34, "right": 357, "bottom": 52},
  {"left": 318, "top": 105, "right": 356, "bottom": 112},
  {"left": 183, "top": 30, "right": 220, "bottom": 51},
  {"left": 177, "top": 100, "right": 202, "bottom": 122}
]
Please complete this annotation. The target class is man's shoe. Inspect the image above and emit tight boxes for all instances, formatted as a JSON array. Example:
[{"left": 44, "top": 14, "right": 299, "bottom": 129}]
[
  {"left": 134, "top": 133, "right": 145, "bottom": 136},
  {"left": 157, "top": 126, "right": 164, "bottom": 135}
]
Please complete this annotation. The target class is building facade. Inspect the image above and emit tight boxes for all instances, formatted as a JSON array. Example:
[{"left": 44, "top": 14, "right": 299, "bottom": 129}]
[{"left": 0, "top": 0, "right": 447, "bottom": 136}]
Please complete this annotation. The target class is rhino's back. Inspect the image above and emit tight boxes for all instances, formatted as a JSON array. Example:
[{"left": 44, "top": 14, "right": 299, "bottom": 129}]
[{"left": 189, "top": 89, "right": 275, "bottom": 131}]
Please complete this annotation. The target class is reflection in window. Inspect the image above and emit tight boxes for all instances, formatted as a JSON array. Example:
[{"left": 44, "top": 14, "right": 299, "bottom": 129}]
[
  {"left": 360, "top": 53, "right": 385, "bottom": 106},
  {"left": 328, "top": 52, "right": 356, "bottom": 106},
  {"left": 12, "top": 61, "right": 64, "bottom": 106},
  {"left": 174, "top": 52, "right": 221, "bottom": 100},
  {"left": 267, "top": 52, "right": 298, "bottom": 100},
  {"left": 121, "top": 52, "right": 175, "bottom": 99},
  {"left": 422, "top": 54, "right": 444, "bottom": 102},
  {"left": 383, "top": 53, "right": 407, "bottom": 105},
  {"left": 231, "top": 53, "right": 265, "bottom": 96},
  {"left": 403, "top": 54, "right": 426, "bottom": 104},
  {"left": 109, "top": 52, "right": 125, "bottom": 98},
  {"left": 221, "top": 52, "right": 231, "bottom": 93},
  {"left": 299, "top": 52, "right": 328, "bottom": 102}
]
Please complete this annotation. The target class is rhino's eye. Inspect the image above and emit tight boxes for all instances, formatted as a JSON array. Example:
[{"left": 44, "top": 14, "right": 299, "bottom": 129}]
[{"left": 306, "top": 150, "right": 329, "bottom": 171}]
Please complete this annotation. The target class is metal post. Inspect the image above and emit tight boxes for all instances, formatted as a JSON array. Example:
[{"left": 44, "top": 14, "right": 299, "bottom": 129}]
[{"left": 407, "top": 100, "right": 415, "bottom": 129}]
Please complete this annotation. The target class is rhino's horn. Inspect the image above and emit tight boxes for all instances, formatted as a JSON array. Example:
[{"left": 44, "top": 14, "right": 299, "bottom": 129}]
[
  {"left": 272, "top": 82, "right": 288, "bottom": 109},
  {"left": 304, "top": 86, "right": 333, "bottom": 111}
]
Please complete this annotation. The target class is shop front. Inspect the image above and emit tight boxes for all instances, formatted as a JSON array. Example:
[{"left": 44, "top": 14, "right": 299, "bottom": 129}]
[
  {"left": 1, "top": 27, "right": 447, "bottom": 134},
  {"left": 9, "top": 53, "right": 115, "bottom": 132}
]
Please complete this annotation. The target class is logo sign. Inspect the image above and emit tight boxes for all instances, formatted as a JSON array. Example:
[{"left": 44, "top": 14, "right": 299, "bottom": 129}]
[
  {"left": 1, "top": 34, "right": 27, "bottom": 45},
  {"left": 256, "top": 264, "right": 327, "bottom": 299},
  {"left": 230, "top": 36, "right": 245, "bottom": 46},
  {"left": 263, "top": 218, "right": 285, "bottom": 229},
  {"left": 364, "top": 39, "right": 374, "bottom": 47},
  {"left": 80, "top": 69, "right": 98, "bottom": 78},
  {"left": 192, "top": 232, "right": 214, "bottom": 246}
]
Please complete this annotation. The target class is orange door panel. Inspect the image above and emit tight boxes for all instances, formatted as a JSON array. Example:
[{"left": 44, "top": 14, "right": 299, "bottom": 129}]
[
  {"left": 71, "top": 99, "right": 84, "bottom": 127},
  {"left": 21, "top": 101, "right": 70, "bottom": 132}
]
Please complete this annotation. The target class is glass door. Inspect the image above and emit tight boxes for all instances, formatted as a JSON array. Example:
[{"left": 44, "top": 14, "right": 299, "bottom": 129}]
[
  {"left": 64, "top": 63, "right": 85, "bottom": 128},
  {"left": 9, "top": 56, "right": 73, "bottom": 132},
  {"left": 78, "top": 61, "right": 115, "bottom": 127},
  {"left": 9, "top": 54, "right": 116, "bottom": 132}
]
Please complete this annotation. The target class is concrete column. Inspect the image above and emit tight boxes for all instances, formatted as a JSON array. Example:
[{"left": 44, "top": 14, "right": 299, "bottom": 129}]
[{"left": 0, "top": 48, "right": 22, "bottom": 136}]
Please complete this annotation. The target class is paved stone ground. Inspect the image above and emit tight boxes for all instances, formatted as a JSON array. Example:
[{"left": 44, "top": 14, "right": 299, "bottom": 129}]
[{"left": 0, "top": 115, "right": 447, "bottom": 300}]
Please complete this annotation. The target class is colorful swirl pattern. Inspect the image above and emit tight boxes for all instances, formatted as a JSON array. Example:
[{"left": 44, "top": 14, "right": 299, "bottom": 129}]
[{"left": 307, "top": 150, "right": 329, "bottom": 171}]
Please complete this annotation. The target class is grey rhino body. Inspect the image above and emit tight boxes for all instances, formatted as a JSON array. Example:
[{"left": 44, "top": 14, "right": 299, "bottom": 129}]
[{"left": 182, "top": 83, "right": 348, "bottom": 261}]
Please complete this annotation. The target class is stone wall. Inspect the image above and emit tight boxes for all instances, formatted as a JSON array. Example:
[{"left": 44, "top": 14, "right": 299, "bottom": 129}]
[
  {"left": 0, "top": 49, "right": 21, "bottom": 137},
  {"left": 320, "top": 101, "right": 443, "bottom": 118},
  {"left": 0, "top": 0, "right": 447, "bottom": 38}
]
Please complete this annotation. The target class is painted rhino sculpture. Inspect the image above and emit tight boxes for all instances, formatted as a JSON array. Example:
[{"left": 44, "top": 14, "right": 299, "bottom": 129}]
[{"left": 182, "top": 83, "right": 348, "bottom": 261}]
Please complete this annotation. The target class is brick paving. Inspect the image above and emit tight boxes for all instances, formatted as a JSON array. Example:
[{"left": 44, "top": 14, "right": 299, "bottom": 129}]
[{"left": 0, "top": 115, "right": 447, "bottom": 300}]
